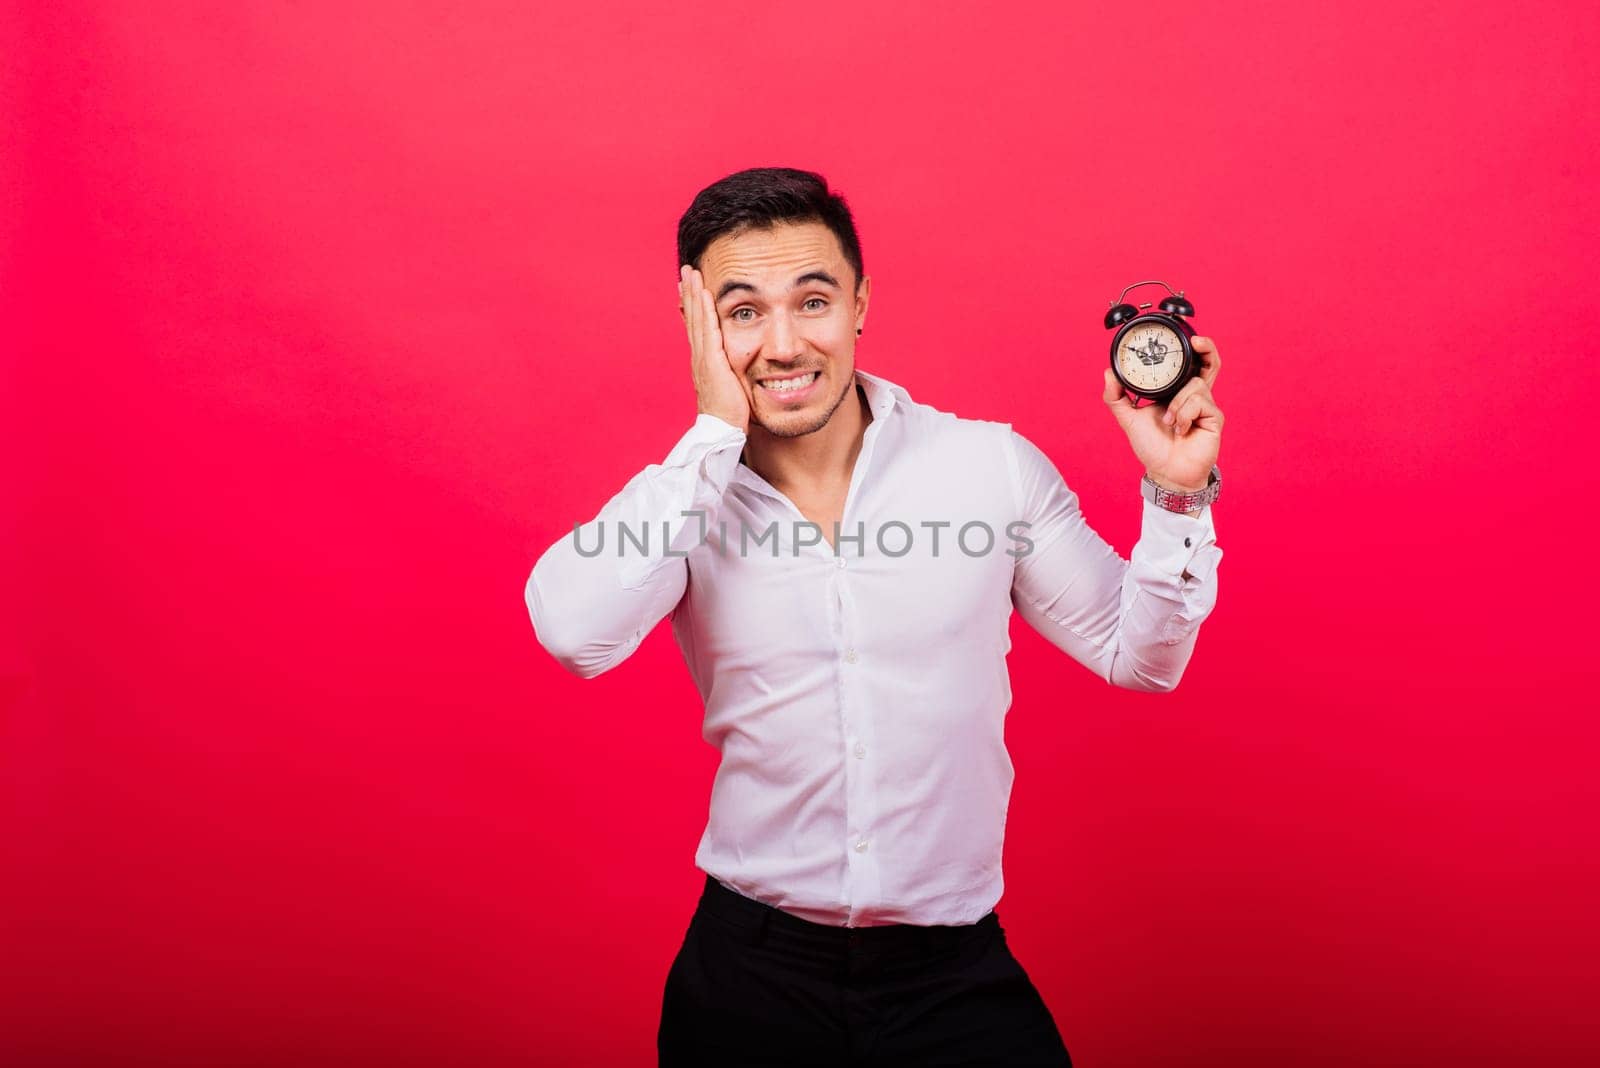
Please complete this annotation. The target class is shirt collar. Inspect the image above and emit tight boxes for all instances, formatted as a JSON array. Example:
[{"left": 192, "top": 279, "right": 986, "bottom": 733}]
[{"left": 851, "top": 367, "right": 907, "bottom": 421}]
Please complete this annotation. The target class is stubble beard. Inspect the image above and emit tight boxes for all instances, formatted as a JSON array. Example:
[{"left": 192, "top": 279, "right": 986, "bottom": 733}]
[{"left": 752, "top": 368, "right": 855, "bottom": 439}]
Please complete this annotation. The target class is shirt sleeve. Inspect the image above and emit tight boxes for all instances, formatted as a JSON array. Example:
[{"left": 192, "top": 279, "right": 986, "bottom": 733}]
[
  {"left": 1004, "top": 426, "right": 1223, "bottom": 693},
  {"left": 525, "top": 413, "right": 747, "bottom": 679}
]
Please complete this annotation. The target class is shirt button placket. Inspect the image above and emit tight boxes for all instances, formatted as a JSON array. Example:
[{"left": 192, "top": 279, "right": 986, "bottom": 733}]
[{"left": 835, "top": 557, "right": 872, "bottom": 916}]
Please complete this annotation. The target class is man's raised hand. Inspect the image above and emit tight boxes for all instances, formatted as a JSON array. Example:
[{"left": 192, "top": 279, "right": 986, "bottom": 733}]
[
  {"left": 680, "top": 264, "right": 750, "bottom": 434},
  {"left": 1102, "top": 335, "right": 1224, "bottom": 492}
]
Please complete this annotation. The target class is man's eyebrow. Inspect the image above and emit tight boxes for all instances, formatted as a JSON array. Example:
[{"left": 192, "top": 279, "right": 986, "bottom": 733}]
[
  {"left": 795, "top": 270, "right": 842, "bottom": 290},
  {"left": 715, "top": 270, "right": 843, "bottom": 304}
]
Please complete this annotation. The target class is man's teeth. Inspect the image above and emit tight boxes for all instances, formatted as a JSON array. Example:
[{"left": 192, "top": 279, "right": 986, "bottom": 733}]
[{"left": 761, "top": 372, "right": 818, "bottom": 393}]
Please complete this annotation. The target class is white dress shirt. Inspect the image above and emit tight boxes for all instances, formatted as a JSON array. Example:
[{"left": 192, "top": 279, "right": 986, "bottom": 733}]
[{"left": 525, "top": 368, "right": 1222, "bottom": 927}]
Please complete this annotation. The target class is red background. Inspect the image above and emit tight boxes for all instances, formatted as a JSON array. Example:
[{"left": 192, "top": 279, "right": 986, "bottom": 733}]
[{"left": 4, "top": 2, "right": 1597, "bottom": 1065}]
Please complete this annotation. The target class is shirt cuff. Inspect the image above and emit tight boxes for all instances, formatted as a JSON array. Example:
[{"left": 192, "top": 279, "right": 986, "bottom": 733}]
[
  {"left": 665, "top": 413, "right": 748, "bottom": 494},
  {"left": 1133, "top": 497, "right": 1220, "bottom": 581}
]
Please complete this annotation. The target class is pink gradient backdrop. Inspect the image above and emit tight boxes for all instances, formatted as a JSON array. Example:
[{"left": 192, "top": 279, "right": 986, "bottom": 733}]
[{"left": 4, "top": 2, "right": 1596, "bottom": 1064}]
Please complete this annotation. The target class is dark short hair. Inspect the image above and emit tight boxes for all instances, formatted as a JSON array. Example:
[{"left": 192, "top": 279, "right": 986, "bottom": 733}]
[{"left": 676, "top": 167, "right": 865, "bottom": 290}]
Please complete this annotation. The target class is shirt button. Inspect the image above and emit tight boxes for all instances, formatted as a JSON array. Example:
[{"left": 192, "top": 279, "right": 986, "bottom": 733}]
[
  {"left": 844, "top": 649, "right": 858, "bottom": 663},
  {"left": 836, "top": 557, "right": 847, "bottom": 569},
  {"left": 1184, "top": 537, "right": 1192, "bottom": 548},
  {"left": 854, "top": 840, "right": 869, "bottom": 853},
  {"left": 854, "top": 743, "right": 866, "bottom": 759}
]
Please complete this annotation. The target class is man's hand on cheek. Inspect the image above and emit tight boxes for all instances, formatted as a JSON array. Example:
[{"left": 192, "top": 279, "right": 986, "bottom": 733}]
[{"left": 680, "top": 264, "right": 751, "bottom": 434}]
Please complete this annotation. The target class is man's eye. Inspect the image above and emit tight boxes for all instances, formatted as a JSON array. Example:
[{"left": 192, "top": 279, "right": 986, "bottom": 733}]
[
  {"left": 730, "top": 308, "right": 755, "bottom": 322},
  {"left": 803, "top": 298, "right": 827, "bottom": 311}
]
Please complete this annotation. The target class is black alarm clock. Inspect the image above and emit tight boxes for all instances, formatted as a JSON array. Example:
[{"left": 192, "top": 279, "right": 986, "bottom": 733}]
[{"left": 1104, "top": 280, "right": 1199, "bottom": 406}]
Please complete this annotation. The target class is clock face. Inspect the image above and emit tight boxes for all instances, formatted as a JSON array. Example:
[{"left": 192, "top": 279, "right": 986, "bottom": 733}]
[{"left": 1114, "top": 320, "right": 1186, "bottom": 394}]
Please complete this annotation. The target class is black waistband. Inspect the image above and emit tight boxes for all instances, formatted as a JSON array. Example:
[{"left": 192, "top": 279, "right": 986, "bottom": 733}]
[{"left": 695, "top": 873, "right": 998, "bottom": 951}]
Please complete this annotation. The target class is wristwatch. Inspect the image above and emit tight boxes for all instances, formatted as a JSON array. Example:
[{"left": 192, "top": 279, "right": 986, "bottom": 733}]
[{"left": 1142, "top": 465, "right": 1221, "bottom": 513}]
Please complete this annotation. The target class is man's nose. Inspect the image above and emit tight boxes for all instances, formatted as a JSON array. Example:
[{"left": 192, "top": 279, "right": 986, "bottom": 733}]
[{"left": 766, "top": 313, "right": 805, "bottom": 360}]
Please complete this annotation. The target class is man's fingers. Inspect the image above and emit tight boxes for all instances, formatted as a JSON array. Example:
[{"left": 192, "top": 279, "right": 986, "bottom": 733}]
[
  {"left": 1170, "top": 390, "right": 1224, "bottom": 436},
  {"left": 1161, "top": 377, "right": 1216, "bottom": 433},
  {"left": 1107, "top": 364, "right": 1132, "bottom": 402},
  {"left": 1191, "top": 336, "right": 1222, "bottom": 387},
  {"left": 700, "top": 286, "right": 721, "bottom": 355},
  {"left": 1104, "top": 368, "right": 1144, "bottom": 432},
  {"left": 693, "top": 271, "right": 710, "bottom": 355},
  {"left": 692, "top": 269, "right": 717, "bottom": 353},
  {"left": 1190, "top": 394, "right": 1224, "bottom": 435},
  {"left": 1172, "top": 393, "right": 1199, "bottom": 435},
  {"left": 1103, "top": 368, "right": 1134, "bottom": 408},
  {"left": 1160, "top": 378, "right": 1208, "bottom": 427},
  {"left": 682, "top": 267, "right": 697, "bottom": 336}
]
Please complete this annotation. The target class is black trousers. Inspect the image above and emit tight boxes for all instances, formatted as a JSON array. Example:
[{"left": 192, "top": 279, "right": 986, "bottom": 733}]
[{"left": 658, "top": 874, "right": 1072, "bottom": 1066}]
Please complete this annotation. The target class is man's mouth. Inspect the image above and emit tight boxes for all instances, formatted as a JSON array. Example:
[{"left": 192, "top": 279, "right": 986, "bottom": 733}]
[{"left": 756, "top": 371, "right": 821, "bottom": 399}]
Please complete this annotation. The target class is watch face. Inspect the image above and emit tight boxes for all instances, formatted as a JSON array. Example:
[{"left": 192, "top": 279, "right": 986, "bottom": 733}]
[{"left": 1114, "top": 320, "right": 1186, "bottom": 394}]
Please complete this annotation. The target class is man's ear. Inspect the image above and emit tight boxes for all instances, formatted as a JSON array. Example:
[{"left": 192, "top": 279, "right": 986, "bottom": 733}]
[{"left": 854, "top": 274, "right": 872, "bottom": 331}]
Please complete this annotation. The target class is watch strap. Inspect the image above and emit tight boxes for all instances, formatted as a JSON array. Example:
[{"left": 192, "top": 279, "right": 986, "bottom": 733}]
[{"left": 1142, "top": 465, "right": 1221, "bottom": 512}]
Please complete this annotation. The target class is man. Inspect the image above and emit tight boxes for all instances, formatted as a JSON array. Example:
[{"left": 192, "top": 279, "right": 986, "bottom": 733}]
[{"left": 525, "top": 167, "right": 1225, "bottom": 1066}]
